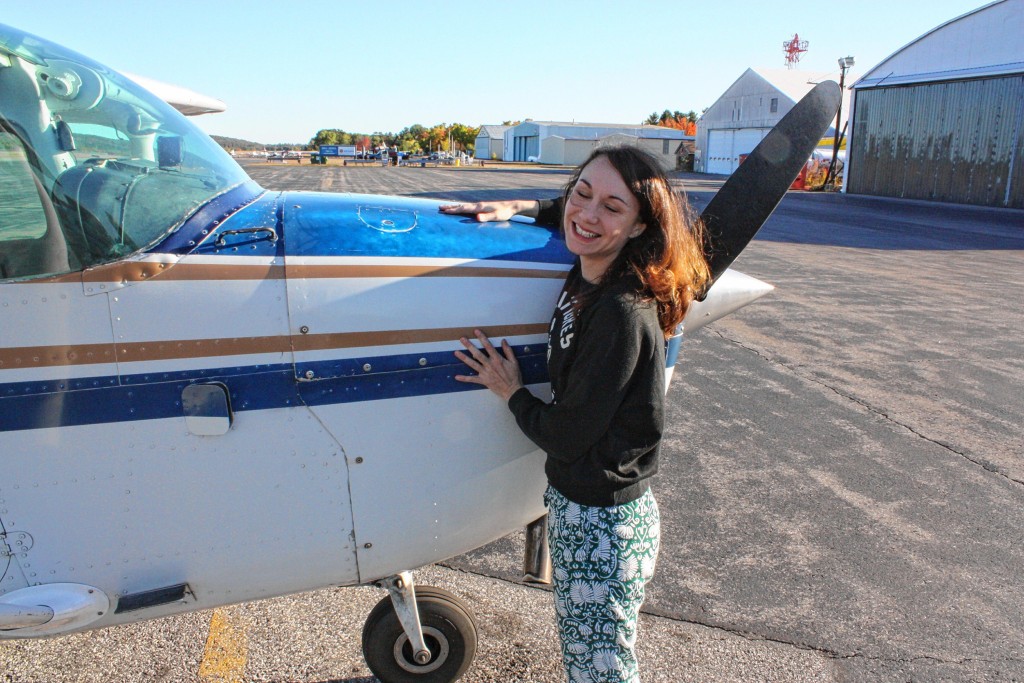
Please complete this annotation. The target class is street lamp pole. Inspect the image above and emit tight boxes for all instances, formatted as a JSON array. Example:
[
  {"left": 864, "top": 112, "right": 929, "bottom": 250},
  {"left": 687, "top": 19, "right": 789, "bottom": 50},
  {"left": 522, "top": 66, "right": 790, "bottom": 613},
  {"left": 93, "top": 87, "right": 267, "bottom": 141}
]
[{"left": 825, "top": 55, "right": 854, "bottom": 188}]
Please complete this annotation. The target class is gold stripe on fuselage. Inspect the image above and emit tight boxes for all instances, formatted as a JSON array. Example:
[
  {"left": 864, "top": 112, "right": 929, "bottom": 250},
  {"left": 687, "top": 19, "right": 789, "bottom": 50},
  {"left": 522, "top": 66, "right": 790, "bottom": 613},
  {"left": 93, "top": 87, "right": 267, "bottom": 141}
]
[
  {"left": 22, "top": 262, "right": 568, "bottom": 285},
  {"left": 3, "top": 260, "right": 563, "bottom": 369},
  {"left": 0, "top": 324, "right": 549, "bottom": 370}
]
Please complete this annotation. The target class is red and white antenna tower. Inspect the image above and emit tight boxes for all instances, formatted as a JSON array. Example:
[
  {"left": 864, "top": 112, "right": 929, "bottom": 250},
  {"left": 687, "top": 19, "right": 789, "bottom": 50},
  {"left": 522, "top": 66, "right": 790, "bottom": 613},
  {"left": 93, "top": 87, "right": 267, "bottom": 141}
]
[{"left": 782, "top": 33, "right": 808, "bottom": 69}]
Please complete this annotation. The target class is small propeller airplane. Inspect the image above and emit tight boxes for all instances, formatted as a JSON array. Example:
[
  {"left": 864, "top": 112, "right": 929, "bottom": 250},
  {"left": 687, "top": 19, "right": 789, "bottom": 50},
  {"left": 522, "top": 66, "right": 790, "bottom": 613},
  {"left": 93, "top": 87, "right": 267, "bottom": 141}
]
[{"left": 0, "top": 23, "right": 840, "bottom": 682}]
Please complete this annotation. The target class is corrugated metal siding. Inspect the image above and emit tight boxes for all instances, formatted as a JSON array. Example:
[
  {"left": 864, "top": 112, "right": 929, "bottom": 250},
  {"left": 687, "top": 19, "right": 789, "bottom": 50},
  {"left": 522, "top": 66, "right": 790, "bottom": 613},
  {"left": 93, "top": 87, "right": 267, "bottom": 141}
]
[{"left": 848, "top": 75, "right": 1024, "bottom": 208}]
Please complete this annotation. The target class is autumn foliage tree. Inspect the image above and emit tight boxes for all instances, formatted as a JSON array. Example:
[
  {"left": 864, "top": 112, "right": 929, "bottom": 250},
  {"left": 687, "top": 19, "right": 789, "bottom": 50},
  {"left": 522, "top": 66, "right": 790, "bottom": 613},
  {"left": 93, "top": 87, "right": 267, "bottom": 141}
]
[{"left": 644, "top": 110, "right": 698, "bottom": 136}]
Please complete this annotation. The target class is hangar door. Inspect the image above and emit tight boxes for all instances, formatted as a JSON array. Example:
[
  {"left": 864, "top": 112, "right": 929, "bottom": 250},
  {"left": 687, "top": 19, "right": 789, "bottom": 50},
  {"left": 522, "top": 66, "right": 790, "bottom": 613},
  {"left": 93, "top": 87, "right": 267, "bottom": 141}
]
[
  {"left": 848, "top": 76, "right": 1024, "bottom": 209},
  {"left": 706, "top": 128, "right": 769, "bottom": 174},
  {"left": 512, "top": 134, "right": 540, "bottom": 162}
]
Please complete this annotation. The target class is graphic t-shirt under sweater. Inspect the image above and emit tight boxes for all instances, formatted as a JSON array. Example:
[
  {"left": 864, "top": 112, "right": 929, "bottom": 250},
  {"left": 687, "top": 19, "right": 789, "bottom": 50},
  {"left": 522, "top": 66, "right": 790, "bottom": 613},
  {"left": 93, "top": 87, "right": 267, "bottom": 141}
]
[{"left": 507, "top": 262, "right": 665, "bottom": 507}]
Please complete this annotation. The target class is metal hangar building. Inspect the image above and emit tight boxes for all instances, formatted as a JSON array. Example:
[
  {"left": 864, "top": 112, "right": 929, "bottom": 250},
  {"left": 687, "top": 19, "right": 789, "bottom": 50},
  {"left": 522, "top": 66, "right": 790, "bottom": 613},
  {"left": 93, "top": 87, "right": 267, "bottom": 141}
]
[
  {"left": 846, "top": 0, "right": 1024, "bottom": 208},
  {"left": 501, "top": 121, "right": 686, "bottom": 170}
]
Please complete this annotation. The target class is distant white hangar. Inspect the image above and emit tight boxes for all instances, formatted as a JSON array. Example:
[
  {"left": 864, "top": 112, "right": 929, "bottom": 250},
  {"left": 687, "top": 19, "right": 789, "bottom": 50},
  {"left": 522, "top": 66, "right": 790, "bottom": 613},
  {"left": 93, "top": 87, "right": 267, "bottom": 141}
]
[
  {"left": 483, "top": 121, "right": 687, "bottom": 171},
  {"left": 846, "top": 0, "right": 1023, "bottom": 208},
  {"left": 474, "top": 125, "right": 509, "bottom": 161},
  {"left": 694, "top": 68, "right": 851, "bottom": 175}
]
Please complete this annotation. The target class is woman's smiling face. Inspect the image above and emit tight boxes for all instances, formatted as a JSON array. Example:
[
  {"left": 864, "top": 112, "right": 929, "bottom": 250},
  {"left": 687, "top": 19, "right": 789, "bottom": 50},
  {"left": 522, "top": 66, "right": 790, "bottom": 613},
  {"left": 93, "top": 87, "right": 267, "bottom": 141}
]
[{"left": 563, "top": 154, "right": 646, "bottom": 282}]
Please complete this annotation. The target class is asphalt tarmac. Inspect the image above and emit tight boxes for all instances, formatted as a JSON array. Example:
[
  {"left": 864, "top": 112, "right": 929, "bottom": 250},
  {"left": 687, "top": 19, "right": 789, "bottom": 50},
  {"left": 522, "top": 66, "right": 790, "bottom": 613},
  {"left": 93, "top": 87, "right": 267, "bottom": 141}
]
[{"left": 3, "top": 159, "right": 1021, "bottom": 682}]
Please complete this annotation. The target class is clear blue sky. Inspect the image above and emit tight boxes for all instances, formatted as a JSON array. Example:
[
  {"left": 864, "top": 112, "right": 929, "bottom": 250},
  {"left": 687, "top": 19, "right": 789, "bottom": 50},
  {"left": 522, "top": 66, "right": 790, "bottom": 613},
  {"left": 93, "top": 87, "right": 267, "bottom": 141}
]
[{"left": 2, "top": 0, "right": 992, "bottom": 144}]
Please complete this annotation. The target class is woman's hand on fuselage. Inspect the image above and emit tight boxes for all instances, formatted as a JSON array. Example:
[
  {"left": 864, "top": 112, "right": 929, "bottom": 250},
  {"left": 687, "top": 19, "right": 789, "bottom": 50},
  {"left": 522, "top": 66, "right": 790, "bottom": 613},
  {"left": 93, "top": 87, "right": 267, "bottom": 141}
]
[
  {"left": 438, "top": 200, "right": 539, "bottom": 222},
  {"left": 454, "top": 329, "right": 524, "bottom": 402}
]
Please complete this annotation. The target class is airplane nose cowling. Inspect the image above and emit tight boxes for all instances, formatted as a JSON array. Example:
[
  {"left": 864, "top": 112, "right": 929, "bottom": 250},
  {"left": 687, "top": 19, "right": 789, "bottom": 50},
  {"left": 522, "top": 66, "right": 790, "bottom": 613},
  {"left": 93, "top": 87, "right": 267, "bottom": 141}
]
[
  {"left": 683, "top": 269, "right": 774, "bottom": 335},
  {"left": 664, "top": 269, "right": 774, "bottom": 387},
  {"left": 279, "top": 192, "right": 570, "bottom": 264}
]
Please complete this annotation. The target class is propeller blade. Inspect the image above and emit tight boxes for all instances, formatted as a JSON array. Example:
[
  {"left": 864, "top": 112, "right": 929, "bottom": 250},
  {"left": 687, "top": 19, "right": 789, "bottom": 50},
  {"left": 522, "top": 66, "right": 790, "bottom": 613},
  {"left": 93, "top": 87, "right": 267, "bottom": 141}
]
[{"left": 699, "top": 80, "right": 842, "bottom": 288}]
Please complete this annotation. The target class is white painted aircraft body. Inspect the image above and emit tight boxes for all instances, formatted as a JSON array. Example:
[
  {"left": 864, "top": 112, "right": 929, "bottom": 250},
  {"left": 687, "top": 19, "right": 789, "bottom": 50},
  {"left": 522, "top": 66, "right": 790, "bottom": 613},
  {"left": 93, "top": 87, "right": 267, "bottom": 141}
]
[{"left": 0, "top": 22, "right": 772, "bottom": 680}]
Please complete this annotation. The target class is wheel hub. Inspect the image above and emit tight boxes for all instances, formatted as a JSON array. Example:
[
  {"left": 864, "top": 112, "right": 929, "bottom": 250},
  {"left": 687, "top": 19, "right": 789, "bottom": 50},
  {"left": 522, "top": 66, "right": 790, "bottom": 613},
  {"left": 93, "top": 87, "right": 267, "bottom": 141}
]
[{"left": 394, "top": 625, "right": 449, "bottom": 674}]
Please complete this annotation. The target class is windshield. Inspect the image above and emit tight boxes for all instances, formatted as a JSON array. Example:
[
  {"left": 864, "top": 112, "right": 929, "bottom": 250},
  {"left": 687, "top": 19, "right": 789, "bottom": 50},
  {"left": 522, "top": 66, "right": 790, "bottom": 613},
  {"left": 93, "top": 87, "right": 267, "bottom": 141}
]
[{"left": 0, "top": 23, "right": 249, "bottom": 279}]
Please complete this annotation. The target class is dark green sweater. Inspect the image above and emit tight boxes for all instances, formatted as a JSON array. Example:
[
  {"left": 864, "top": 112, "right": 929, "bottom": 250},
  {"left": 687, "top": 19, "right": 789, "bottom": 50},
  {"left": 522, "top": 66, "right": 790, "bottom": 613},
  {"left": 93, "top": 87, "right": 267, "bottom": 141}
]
[{"left": 507, "top": 262, "right": 665, "bottom": 506}]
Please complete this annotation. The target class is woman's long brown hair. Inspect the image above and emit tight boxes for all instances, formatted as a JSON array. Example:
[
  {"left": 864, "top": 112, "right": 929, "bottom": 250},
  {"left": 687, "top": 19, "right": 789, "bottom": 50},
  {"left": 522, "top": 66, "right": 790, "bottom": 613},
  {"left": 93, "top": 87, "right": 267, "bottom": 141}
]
[{"left": 562, "top": 145, "right": 711, "bottom": 338}]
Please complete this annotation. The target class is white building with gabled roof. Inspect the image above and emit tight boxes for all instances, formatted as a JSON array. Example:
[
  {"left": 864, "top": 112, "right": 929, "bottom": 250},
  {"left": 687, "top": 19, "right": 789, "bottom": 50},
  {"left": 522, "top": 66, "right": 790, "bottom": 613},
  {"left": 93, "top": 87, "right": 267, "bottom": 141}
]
[
  {"left": 695, "top": 67, "right": 852, "bottom": 175},
  {"left": 474, "top": 125, "right": 510, "bottom": 160}
]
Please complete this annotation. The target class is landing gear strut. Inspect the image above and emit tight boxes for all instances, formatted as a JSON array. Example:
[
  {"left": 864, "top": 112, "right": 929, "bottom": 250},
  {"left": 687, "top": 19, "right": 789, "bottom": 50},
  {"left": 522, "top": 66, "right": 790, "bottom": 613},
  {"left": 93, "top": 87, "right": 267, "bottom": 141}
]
[{"left": 361, "top": 572, "right": 478, "bottom": 682}]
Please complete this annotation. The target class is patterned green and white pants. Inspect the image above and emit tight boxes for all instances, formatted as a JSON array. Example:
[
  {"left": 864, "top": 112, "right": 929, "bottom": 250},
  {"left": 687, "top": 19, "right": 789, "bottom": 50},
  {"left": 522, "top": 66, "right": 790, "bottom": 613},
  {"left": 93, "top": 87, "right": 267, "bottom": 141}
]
[{"left": 545, "top": 485, "right": 661, "bottom": 683}]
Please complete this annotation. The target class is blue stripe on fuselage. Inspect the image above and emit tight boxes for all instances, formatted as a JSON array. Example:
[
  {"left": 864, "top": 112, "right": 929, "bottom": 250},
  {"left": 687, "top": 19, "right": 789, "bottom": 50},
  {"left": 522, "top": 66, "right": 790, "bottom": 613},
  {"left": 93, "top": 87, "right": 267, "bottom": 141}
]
[{"left": 0, "top": 348, "right": 550, "bottom": 433}]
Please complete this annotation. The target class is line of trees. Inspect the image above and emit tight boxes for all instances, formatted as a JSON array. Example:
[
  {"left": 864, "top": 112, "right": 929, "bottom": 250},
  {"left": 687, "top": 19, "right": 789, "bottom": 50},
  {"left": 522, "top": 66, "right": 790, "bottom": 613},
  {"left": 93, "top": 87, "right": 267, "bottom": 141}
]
[
  {"left": 211, "top": 136, "right": 296, "bottom": 152},
  {"left": 306, "top": 111, "right": 699, "bottom": 154},
  {"left": 217, "top": 111, "right": 700, "bottom": 155},
  {"left": 645, "top": 110, "right": 699, "bottom": 135},
  {"left": 308, "top": 123, "right": 480, "bottom": 154}
]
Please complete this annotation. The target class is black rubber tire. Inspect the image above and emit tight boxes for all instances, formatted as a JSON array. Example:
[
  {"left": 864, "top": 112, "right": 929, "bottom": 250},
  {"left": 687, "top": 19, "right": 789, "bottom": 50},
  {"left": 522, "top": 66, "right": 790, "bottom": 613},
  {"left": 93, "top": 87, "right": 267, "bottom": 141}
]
[{"left": 361, "top": 585, "right": 478, "bottom": 683}]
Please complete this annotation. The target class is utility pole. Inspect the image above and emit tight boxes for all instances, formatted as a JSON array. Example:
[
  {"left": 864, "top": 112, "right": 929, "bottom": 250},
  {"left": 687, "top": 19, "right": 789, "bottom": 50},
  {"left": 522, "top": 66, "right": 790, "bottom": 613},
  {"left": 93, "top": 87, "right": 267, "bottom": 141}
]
[{"left": 825, "top": 56, "right": 854, "bottom": 189}]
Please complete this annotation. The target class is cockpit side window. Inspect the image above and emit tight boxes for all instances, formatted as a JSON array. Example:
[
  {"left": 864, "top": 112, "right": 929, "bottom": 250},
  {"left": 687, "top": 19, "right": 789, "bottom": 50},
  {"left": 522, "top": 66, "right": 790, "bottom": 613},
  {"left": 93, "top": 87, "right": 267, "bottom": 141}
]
[
  {"left": 0, "top": 131, "right": 70, "bottom": 279},
  {"left": 0, "top": 25, "right": 251, "bottom": 282},
  {"left": 62, "top": 119, "right": 132, "bottom": 161},
  {"left": 0, "top": 133, "right": 46, "bottom": 240}
]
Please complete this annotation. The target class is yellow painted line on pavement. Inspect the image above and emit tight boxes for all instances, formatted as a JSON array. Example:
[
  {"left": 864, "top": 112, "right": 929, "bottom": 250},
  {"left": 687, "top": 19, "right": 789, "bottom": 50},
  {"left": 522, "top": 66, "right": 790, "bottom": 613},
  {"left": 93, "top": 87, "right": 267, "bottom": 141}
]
[{"left": 199, "top": 609, "right": 248, "bottom": 683}]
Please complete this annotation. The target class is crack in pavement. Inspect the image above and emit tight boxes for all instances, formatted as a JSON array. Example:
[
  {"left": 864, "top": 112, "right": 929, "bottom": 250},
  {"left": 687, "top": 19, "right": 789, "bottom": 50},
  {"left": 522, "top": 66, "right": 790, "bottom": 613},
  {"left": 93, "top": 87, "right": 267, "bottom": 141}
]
[
  {"left": 643, "top": 606, "right": 1021, "bottom": 668},
  {"left": 708, "top": 330, "right": 1024, "bottom": 488},
  {"left": 638, "top": 603, "right": 852, "bottom": 659},
  {"left": 438, "top": 562, "right": 849, "bottom": 658},
  {"left": 637, "top": 606, "right": 1010, "bottom": 668},
  {"left": 438, "top": 563, "right": 1021, "bottom": 671}
]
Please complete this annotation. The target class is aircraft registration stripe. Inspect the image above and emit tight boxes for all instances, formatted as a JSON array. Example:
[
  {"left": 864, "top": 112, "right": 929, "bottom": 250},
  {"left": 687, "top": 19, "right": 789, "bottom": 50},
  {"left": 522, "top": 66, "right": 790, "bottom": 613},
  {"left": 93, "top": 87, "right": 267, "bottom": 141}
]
[{"left": 0, "top": 324, "right": 549, "bottom": 369}]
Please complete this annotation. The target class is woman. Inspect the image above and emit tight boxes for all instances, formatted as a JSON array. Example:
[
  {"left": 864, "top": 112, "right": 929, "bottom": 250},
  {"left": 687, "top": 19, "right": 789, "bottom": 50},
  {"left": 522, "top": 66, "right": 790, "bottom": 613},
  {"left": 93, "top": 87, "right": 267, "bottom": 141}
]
[{"left": 444, "top": 146, "right": 709, "bottom": 682}]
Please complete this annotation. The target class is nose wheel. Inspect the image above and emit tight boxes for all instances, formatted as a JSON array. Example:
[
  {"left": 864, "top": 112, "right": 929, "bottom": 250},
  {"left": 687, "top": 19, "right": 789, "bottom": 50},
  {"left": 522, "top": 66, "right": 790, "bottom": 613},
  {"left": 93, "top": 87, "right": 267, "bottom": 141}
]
[{"left": 362, "top": 575, "right": 478, "bottom": 683}]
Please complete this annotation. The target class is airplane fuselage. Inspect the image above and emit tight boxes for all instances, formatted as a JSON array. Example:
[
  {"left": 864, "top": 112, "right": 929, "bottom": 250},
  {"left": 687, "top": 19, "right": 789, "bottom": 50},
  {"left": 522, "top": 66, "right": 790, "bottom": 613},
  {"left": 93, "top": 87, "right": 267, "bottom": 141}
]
[{"left": 0, "top": 22, "right": 772, "bottom": 646}]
